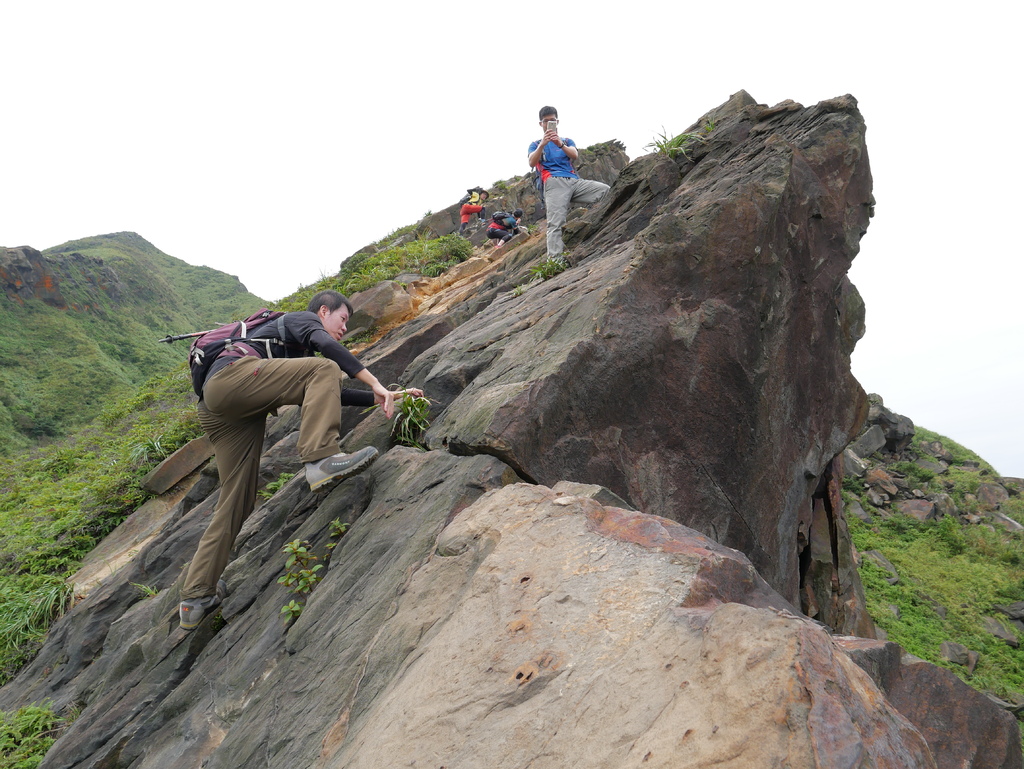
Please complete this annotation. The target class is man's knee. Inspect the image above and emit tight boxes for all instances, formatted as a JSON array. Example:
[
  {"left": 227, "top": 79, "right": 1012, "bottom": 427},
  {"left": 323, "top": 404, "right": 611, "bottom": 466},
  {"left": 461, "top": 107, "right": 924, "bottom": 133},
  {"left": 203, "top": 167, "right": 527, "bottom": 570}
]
[{"left": 573, "top": 180, "right": 610, "bottom": 207}]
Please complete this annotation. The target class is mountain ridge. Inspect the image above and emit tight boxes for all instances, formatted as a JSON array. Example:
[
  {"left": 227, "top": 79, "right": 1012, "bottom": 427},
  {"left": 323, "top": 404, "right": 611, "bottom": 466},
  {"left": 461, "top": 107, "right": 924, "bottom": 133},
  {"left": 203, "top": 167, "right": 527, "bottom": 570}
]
[{"left": 0, "top": 233, "right": 264, "bottom": 452}]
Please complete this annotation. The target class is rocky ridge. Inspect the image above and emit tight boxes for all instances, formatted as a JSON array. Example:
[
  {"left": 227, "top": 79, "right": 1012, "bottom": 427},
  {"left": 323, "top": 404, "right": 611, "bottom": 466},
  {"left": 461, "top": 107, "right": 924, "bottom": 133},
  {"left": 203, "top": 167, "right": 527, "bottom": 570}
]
[
  {"left": 0, "top": 246, "right": 124, "bottom": 311},
  {"left": 0, "top": 92, "right": 1019, "bottom": 768}
]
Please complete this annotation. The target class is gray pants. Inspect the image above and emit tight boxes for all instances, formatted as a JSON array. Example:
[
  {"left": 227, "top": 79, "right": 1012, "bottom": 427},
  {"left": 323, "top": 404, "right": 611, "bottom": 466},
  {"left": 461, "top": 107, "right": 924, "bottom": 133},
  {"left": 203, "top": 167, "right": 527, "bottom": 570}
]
[{"left": 543, "top": 176, "right": 610, "bottom": 257}]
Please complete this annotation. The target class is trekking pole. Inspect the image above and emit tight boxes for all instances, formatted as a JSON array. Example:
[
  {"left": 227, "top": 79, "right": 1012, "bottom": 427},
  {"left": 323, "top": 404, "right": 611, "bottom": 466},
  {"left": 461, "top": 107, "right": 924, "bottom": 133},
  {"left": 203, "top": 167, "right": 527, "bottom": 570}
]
[{"left": 156, "top": 329, "right": 216, "bottom": 344}]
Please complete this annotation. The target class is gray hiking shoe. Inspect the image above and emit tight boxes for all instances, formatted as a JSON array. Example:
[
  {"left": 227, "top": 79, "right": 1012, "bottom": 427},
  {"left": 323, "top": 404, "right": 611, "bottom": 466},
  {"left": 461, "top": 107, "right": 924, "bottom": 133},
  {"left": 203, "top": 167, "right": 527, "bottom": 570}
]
[
  {"left": 305, "top": 446, "right": 378, "bottom": 492},
  {"left": 179, "top": 579, "right": 227, "bottom": 631}
]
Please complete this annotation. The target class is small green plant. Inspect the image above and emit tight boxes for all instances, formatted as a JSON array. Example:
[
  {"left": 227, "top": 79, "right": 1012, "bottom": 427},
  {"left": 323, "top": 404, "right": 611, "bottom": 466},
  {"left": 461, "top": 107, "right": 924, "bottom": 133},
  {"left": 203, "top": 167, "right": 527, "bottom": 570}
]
[
  {"left": 325, "top": 518, "right": 350, "bottom": 558},
  {"left": 392, "top": 393, "right": 432, "bottom": 449},
  {"left": 258, "top": 472, "right": 295, "bottom": 500},
  {"left": 644, "top": 126, "right": 707, "bottom": 160},
  {"left": 889, "top": 461, "right": 935, "bottom": 486},
  {"left": 130, "top": 582, "right": 159, "bottom": 598},
  {"left": 344, "top": 331, "right": 373, "bottom": 348},
  {"left": 278, "top": 540, "right": 323, "bottom": 596},
  {"left": 363, "top": 390, "right": 432, "bottom": 449},
  {"left": 127, "top": 435, "right": 169, "bottom": 464},
  {"left": 280, "top": 600, "right": 303, "bottom": 621},
  {"left": 494, "top": 180, "right": 508, "bottom": 191},
  {"left": 422, "top": 260, "right": 457, "bottom": 278},
  {"left": 529, "top": 256, "right": 569, "bottom": 281},
  {"left": 510, "top": 285, "right": 526, "bottom": 298}
]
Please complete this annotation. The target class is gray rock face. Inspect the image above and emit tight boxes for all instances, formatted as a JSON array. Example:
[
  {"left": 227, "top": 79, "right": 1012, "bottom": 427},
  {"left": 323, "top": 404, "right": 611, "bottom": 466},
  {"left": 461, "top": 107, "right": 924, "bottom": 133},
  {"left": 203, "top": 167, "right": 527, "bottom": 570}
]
[
  {"left": 412, "top": 92, "right": 872, "bottom": 611},
  {"left": 851, "top": 424, "right": 887, "bottom": 459},
  {"left": 837, "top": 638, "right": 1018, "bottom": 769},
  {"left": 26, "top": 469, "right": 941, "bottom": 769}
]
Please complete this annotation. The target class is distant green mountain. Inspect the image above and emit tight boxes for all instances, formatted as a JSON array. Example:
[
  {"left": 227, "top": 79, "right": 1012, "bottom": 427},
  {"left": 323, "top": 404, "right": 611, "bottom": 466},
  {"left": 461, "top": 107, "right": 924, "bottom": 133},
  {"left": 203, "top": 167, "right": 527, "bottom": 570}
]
[{"left": 0, "top": 232, "right": 265, "bottom": 453}]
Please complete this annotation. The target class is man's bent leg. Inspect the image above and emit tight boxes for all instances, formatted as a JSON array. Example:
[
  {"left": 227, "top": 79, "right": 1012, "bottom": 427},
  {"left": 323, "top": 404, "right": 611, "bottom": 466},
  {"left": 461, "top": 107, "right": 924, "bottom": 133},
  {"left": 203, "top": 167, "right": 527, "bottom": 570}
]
[
  {"left": 182, "top": 404, "right": 265, "bottom": 600},
  {"left": 204, "top": 357, "right": 344, "bottom": 464},
  {"left": 543, "top": 177, "right": 574, "bottom": 257},
  {"left": 570, "top": 178, "right": 611, "bottom": 208}
]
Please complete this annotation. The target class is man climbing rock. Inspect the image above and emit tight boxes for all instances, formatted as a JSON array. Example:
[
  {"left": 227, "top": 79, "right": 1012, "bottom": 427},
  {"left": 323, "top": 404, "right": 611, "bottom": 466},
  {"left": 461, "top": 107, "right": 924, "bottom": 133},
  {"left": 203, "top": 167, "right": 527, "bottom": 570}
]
[
  {"left": 528, "top": 106, "right": 610, "bottom": 257},
  {"left": 178, "top": 289, "right": 422, "bottom": 630}
]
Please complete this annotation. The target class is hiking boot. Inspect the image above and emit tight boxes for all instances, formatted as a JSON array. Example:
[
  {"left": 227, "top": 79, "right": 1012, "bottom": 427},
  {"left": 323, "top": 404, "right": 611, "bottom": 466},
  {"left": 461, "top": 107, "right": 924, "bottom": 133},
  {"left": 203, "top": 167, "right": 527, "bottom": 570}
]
[
  {"left": 179, "top": 579, "right": 227, "bottom": 631},
  {"left": 305, "top": 446, "right": 378, "bottom": 492}
]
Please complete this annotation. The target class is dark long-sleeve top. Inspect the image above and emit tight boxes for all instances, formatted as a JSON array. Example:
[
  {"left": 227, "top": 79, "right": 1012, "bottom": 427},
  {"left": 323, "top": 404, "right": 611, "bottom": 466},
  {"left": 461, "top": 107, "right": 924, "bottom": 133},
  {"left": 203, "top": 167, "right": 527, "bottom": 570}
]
[{"left": 204, "top": 311, "right": 367, "bottom": 394}]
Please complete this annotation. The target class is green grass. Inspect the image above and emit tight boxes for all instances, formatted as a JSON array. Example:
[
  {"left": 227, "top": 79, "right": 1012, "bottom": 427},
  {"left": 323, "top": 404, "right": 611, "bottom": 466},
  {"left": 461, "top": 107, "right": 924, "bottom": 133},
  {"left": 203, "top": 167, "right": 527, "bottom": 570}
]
[
  {"left": 644, "top": 122, "right": 714, "bottom": 160},
  {"left": 529, "top": 256, "right": 569, "bottom": 282},
  {"left": 0, "top": 365, "right": 201, "bottom": 682},
  {"left": 847, "top": 426, "right": 1024, "bottom": 705},
  {"left": 275, "top": 234, "right": 472, "bottom": 312}
]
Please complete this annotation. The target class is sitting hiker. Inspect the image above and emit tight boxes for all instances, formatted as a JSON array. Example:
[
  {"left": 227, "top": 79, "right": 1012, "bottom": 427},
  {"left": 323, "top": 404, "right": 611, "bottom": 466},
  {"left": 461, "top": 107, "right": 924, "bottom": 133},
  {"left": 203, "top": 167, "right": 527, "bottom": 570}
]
[
  {"left": 178, "top": 289, "right": 422, "bottom": 631},
  {"left": 486, "top": 209, "right": 525, "bottom": 248},
  {"left": 458, "top": 188, "right": 490, "bottom": 235}
]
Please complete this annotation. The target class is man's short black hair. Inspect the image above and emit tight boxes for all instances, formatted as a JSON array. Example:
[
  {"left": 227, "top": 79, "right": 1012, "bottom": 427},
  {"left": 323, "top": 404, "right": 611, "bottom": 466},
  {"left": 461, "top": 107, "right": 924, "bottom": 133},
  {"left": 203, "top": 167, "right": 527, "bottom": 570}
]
[
  {"left": 539, "top": 106, "right": 558, "bottom": 121},
  {"left": 307, "top": 289, "right": 354, "bottom": 316}
]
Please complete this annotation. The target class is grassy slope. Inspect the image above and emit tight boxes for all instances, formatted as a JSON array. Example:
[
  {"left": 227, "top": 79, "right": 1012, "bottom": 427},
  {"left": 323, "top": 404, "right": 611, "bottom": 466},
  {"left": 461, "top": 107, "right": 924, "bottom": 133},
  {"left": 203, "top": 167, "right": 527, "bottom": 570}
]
[
  {"left": 0, "top": 366, "right": 201, "bottom": 682},
  {"left": 845, "top": 428, "right": 1024, "bottom": 712},
  {"left": 0, "top": 233, "right": 264, "bottom": 454}
]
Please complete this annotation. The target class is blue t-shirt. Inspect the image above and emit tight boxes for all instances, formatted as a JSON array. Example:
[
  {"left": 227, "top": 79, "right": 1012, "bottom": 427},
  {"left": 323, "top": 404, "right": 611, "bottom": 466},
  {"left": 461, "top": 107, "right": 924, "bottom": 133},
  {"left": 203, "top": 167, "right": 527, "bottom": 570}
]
[{"left": 529, "top": 138, "right": 578, "bottom": 181}]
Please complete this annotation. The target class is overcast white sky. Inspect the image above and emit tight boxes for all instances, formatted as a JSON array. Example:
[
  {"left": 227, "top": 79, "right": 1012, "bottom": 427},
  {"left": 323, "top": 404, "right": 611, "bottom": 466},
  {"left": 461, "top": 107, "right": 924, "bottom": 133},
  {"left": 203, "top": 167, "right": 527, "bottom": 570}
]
[{"left": 3, "top": 2, "right": 1021, "bottom": 476}]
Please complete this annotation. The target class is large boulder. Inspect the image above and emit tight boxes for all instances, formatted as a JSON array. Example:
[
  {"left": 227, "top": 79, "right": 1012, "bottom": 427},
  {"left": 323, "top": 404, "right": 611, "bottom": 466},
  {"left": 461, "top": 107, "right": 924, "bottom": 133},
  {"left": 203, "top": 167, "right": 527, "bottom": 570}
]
[
  {"left": 837, "top": 638, "right": 1019, "bottom": 769},
  {"left": 409, "top": 91, "right": 873, "bottom": 612},
  {"left": 21, "top": 465, "right": 938, "bottom": 769},
  {"left": 347, "top": 279, "right": 416, "bottom": 333}
]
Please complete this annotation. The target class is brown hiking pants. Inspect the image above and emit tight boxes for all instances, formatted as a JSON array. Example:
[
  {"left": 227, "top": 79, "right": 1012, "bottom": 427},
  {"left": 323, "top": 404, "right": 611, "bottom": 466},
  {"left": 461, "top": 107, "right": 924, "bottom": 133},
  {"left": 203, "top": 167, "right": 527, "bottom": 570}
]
[{"left": 181, "top": 356, "right": 348, "bottom": 600}]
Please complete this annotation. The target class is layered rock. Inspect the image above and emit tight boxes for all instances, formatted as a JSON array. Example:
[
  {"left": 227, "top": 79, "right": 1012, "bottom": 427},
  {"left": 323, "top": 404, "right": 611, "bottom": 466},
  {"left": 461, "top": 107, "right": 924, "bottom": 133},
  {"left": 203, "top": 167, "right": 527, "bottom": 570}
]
[
  {"left": 8, "top": 457, "right": 943, "bottom": 769},
  {"left": 405, "top": 91, "right": 872, "bottom": 628}
]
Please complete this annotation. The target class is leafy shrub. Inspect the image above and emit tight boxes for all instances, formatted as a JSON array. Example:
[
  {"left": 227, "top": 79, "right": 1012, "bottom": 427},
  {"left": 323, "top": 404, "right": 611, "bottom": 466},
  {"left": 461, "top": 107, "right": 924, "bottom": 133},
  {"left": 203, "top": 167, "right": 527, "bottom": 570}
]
[
  {"left": 0, "top": 703, "right": 65, "bottom": 768},
  {"left": 529, "top": 256, "right": 569, "bottom": 281}
]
